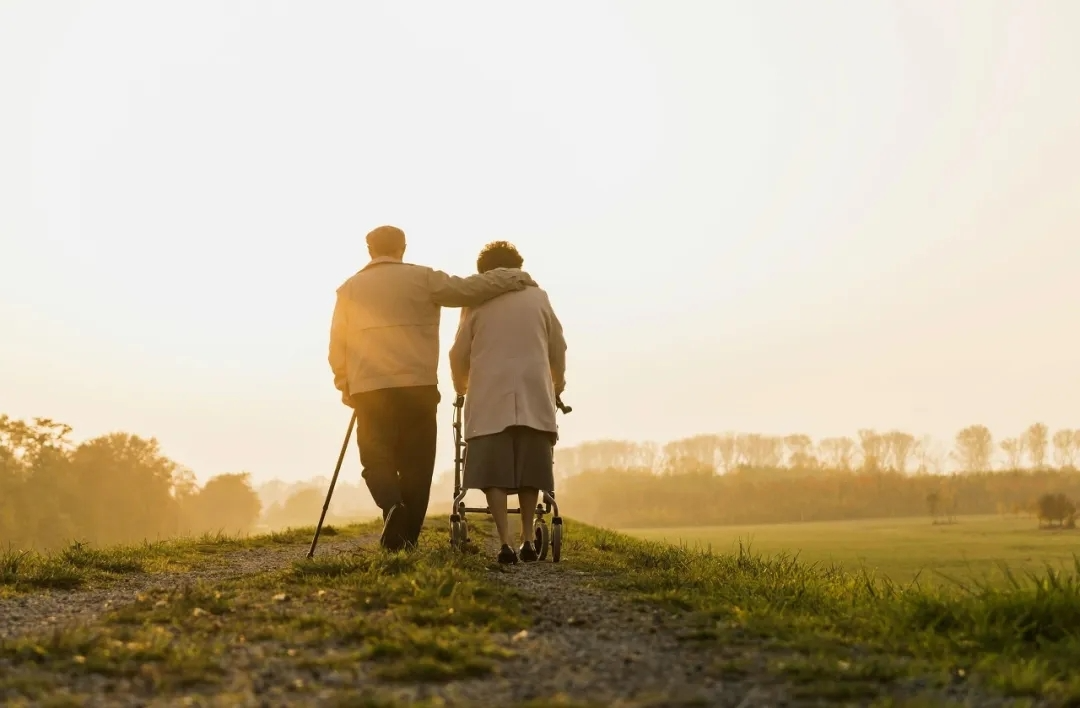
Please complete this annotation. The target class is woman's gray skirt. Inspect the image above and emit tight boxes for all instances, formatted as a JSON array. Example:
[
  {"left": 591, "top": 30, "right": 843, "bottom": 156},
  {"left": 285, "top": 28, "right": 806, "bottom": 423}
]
[{"left": 463, "top": 425, "right": 557, "bottom": 492}]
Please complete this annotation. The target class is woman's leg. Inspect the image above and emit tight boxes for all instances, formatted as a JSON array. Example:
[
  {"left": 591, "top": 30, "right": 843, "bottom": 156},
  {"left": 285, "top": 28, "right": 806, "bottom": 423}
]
[
  {"left": 511, "top": 427, "right": 554, "bottom": 559},
  {"left": 517, "top": 487, "right": 539, "bottom": 546},
  {"left": 483, "top": 488, "right": 514, "bottom": 548}
]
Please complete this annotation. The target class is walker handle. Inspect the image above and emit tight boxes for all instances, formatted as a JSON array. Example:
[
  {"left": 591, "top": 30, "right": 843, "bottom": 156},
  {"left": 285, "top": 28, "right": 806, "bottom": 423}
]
[
  {"left": 556, "top": 396, "right": 572, "bottom": 414},
  {"left": 453, "top": 394, "right": 465, "bottom": 409}
]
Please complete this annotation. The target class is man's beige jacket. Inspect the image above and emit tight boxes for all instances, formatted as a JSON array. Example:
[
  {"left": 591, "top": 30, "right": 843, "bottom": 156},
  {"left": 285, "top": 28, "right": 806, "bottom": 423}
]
[
  {"left": 449, "top": 278, "right": 566, "bottom": 441},
  {"left": 329, "top": 257, "right": 534, "bottom": 396}
]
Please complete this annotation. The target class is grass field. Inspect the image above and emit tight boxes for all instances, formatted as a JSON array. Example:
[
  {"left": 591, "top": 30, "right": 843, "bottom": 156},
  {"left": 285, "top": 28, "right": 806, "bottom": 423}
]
[
  {"left": 575, "top": 521, "right": 1080, "bottom": 703},
  {"left": 623, "top": 514, "right": 1080, "bottom": 587},
  {"left": 5, "top": 517, "right": 1080, "bottom": 704}
]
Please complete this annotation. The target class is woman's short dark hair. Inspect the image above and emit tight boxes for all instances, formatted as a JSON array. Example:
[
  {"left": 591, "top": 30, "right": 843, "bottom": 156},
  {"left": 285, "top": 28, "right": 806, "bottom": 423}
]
[{"left": 476, "top": 240, "right": 524, "bottom": 273}]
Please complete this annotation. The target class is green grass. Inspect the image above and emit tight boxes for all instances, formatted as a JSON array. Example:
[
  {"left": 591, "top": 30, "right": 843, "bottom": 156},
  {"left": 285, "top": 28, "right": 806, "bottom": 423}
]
[
  {"left": 0, "top": 520, "right": 530, "bottom": 705},
  {"left": 0, "top": 525, "right": 363, "bottom": 596},
  {"left": 570, "top": 522, "right": 1080, "bottom": 703},
  {"left": 7, "top": 514, "right": 1080, "bottom": 704},
  {"left": 623, "top": 514, "right": 1080, "bottom": 587}
]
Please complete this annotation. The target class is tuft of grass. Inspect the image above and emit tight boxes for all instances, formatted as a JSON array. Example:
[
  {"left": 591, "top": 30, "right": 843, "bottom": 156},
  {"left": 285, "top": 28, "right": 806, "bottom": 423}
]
[
  {"left": 0, "top": 539, "right": 170, "bottom": 592},
  {"left": 568, "top": 523, "right": 1080, "bottom": 702},
  {"left": 59, "top": 541, "right": 145, "bottom": 574},
  {"left": 1, "top": 550, "right": 85, "bottom": 591}
]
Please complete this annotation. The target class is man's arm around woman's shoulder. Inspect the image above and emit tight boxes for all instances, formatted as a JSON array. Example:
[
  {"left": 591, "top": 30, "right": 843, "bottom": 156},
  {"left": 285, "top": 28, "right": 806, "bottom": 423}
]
[{"left": 427, "top": 267, "right": 537, "bottom": 308}]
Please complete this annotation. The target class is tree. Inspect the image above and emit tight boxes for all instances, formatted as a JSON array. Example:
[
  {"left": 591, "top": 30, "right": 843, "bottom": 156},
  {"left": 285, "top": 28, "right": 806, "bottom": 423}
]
[
  {"left": 173, "top": 467, "right": 199, "bottom": 501},
  {"left": 999, "top": 438, "right": 1025, "bottom": 470},
  {"left": 0, "top": 416, "right": 78, "bottom": 549},
  {"left": 819, "top": 437, "right": 856, "bottom": 470},
  {"left": 0, "top": 415, "right": 74, "bottom": 466},
  {"left": 884, "top": 431, "right": 916, "bottom": 474},
  {"left": 1036, "top": 492, "right": 1076, "bottom": 528},
  {"left": 715, "top": 434, "right": 738, "bottom": 473},
  {"left": 763, "top": 436, "right": 785, "bottom": 467},
  {"left": 857, "top": 429, "right": 885, "bottom": 472},
  {"left": 662, "top": 435, "right": 722, "bottom": 474},
  {"left": 68, "top": 433, "right": 181, "bottom": 546},
  {"left": 954, "top": 425, "right": 993, "bottom": 474},
  {"left": 1052, "top": 429, "right": 1077, "bottom": 470},
  {"left": 182, "top": 472, "right": 262, "bottom": 536},
  {"left": 926, "top": 491, "right": 941, "bottom": 521},
  {"left": 662, "top": 456, "right": 714, "bottom": 476},
  {"left": 734, "top": 434, "right": 784, "bottom": 469},
  {"left": 555, "top": 440, "right": 659, "bottom": 476},
  {"left": 784, "top": 434, "right": 818, "bottom": 469},
  {"left": 1024, "top": 423, "right": 1049, "bottom": 470}
]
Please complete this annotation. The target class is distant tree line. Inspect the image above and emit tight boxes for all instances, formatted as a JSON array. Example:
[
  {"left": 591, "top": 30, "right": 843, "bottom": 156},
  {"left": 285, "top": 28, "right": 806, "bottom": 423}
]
[
  {"left": 561, "top": 465, "right": 1080, "bottom": 529},
  {"left": 7, "top": 411, "right": 1078, "bottom": 548},
  {"left": 554, "top": 422, "right": 1079, "bottom": 479},
  {"left": 552, "top": 422, "right": 1080, "bottom": 529},
  {"left": 1, "top": 415, "right": 262, "bottom": 551}
]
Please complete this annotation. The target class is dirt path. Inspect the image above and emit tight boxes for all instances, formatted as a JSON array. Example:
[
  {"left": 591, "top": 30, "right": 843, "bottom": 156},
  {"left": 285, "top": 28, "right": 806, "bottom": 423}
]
[{"left": 398, "top": 553, "right": 788, "bottom": 707}]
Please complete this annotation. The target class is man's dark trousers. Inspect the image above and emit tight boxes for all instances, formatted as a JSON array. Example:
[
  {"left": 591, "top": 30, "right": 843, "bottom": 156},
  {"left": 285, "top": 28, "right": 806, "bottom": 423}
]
[{"left": 351, "top": 385, "right": 440, "bottom": 546}]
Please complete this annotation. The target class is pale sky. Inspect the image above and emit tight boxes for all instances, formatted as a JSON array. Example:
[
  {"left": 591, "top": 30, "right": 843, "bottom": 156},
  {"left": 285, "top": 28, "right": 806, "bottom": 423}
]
[{"left": 2, "top": 1, "right": 1078, "bottom": 484}]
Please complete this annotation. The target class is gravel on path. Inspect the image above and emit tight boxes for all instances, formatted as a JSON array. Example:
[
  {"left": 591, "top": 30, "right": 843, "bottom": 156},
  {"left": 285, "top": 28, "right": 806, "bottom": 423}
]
[{"left": 385, "top": 551, "right": 791, "bottom": 708}]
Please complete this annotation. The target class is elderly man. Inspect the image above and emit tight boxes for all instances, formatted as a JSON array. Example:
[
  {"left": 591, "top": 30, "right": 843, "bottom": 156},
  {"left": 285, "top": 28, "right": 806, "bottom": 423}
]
[
  {"left": 329, "top": 226, "right": 536, "bottom": 551},
  {"left": 449, "top": 240, "right": 567, "bottom": 564}
]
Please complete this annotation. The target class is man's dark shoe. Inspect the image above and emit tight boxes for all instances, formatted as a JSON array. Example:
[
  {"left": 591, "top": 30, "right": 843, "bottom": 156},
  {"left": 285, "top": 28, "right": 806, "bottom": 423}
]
[
  {"left": 380, "top": 503, "right": 409, "bottom": 551},
  {"left": 518, "top": 541, "right": 539, "bottom": 563},
  {"left": 497, "top": 544, "right": 519, "bottom": 565}
]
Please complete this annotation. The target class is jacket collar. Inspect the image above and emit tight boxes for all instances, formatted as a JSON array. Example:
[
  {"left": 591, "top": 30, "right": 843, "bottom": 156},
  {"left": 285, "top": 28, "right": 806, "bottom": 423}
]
[{"left": 361, "top": 256, "right": 407, "bottom": 271}]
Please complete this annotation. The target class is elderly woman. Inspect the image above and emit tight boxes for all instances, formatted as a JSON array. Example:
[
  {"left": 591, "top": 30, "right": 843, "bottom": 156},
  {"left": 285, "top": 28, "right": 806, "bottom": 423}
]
[{"left": 449, "top": 241, "right": 567, "bottom": 564}]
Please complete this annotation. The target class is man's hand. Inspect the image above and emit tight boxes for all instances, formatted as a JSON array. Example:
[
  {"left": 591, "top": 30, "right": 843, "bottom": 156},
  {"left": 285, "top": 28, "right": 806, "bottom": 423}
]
[
  {"left": 512, "top": 270, "right": 537, "bottom": 288},
  {"left": 341, "top": 391, "right": 354, "bottom": 408}
]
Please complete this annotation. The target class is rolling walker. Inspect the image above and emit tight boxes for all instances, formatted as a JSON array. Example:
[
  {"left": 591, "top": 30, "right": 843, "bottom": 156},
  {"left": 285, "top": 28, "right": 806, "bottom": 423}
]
[{"left": 448, "top": 394, "right": 571, "bottom": 561}]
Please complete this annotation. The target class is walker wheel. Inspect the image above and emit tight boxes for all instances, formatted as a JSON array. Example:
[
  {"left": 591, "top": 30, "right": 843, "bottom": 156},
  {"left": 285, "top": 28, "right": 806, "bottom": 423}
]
[
  {"left": 533, "top": 519, "right": 550, "bottom": 561},
  {"left": 551, "top": 517, "right": 563, "bottom": 563},
  {"left": 450, "top": 516, "right": 468, "bottom": 549}
]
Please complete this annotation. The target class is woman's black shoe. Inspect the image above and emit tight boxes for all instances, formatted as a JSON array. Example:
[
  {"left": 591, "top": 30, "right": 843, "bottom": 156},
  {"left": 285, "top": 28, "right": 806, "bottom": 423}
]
[
  {"left": 497, "top": 544, "right": 519, "bottom": 564},
  {"left": 518, "top": 542, "right": 539, "bottom": 563}
]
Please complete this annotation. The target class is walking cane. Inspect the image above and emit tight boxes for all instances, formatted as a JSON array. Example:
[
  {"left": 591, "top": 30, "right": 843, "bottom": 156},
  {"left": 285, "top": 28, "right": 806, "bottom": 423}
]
[{"left": 306, "top": 411, "right": 357, "bottom": 559}]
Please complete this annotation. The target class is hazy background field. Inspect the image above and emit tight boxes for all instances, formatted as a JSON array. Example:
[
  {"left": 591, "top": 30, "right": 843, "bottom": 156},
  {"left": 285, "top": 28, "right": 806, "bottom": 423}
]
[{"left": 626, "top": 515, "right": 1080, "bottom": 587}]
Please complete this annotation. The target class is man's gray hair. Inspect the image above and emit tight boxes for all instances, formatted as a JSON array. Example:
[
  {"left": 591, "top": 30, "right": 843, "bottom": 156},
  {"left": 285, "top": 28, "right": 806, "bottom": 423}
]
[{"left": 367, "top": 225, "right": 406, "bottom": 256}]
